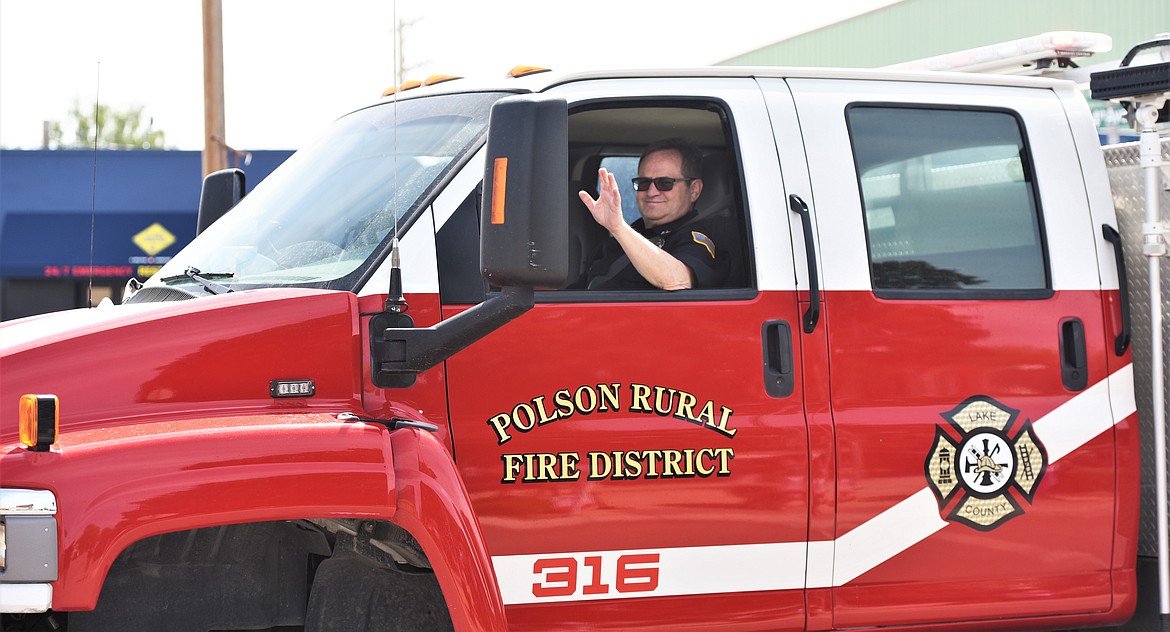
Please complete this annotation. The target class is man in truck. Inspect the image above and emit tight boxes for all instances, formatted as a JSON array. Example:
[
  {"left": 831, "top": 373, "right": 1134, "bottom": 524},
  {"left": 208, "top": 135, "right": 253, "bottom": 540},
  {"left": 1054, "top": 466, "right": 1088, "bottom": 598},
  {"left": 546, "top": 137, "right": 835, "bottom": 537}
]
[{"left": 579, "top": 137, "right": 728, "bottom": 290}]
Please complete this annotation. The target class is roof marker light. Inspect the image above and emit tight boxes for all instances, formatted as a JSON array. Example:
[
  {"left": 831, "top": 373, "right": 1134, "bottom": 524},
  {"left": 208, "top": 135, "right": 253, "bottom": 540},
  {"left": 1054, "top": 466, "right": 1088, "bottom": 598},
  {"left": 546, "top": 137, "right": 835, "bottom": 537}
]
[
  {"left": 508, "top": 66, "right": 551, "bottom": 78},
  {"left": 423, "top": 74, "right": 463, "bottom": 86},
  {"left": 382, "top": 79, "right": 427, "bottom": 97}
]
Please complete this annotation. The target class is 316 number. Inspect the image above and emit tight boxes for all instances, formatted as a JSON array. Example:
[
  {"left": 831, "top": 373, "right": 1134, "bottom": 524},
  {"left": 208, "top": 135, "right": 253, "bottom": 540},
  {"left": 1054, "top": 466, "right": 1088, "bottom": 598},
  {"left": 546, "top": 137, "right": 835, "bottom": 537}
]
[{"left": 532, "top": 553, "right": 660, "bottom": 598}]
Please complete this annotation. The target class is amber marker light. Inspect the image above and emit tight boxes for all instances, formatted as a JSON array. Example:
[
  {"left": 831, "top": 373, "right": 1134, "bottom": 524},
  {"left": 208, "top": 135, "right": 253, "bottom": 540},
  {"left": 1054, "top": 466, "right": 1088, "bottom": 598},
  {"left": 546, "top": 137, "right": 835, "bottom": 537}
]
[
  {"left": 382, "top": 78, "right": 431, "bottom": 97},
  {"left": 491, "top": 157, "right": 508, "bottom": 225},
  {"left": 508, "top": 65, "right": 551, "bottom": 78},
  {"left": 18, "top": 394, "right": 58, "bottom": 452},
  {"left": 423, "top": 74, "right": 462, "bottom": 86}
]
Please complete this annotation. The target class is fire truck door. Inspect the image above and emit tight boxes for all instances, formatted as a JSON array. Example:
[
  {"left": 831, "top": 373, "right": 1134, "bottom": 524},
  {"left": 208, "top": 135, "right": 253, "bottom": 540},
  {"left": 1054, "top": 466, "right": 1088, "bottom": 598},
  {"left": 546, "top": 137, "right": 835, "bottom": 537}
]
[
  {"left": 779, "top": 77, "right": 1118, "bottom": 628},
  {"left": 440, "top": 81, "right": 811, "bottom": 631}
]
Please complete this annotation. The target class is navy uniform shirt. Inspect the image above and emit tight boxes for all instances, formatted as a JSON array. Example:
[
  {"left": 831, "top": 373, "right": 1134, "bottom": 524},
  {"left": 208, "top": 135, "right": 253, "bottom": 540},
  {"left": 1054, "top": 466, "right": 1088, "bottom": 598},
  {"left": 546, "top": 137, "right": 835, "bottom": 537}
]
[{"left": 585, "top": 209, "right": 727, "bottom": 290}]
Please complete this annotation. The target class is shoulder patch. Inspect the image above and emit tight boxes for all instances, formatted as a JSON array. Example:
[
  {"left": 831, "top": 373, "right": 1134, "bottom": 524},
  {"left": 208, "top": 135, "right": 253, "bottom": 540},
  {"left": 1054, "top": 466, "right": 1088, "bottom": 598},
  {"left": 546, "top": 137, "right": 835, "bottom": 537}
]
[{"left": 691, "top": 231, "right": 716, "bottom": 259}]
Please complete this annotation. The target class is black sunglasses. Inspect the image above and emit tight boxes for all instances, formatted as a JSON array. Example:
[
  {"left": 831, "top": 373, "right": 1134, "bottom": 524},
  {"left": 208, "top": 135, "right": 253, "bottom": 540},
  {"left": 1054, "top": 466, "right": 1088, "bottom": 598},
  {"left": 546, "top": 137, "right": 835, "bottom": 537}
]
[{"left": 631, "top": 176, "right": 695, "bottom": 192}]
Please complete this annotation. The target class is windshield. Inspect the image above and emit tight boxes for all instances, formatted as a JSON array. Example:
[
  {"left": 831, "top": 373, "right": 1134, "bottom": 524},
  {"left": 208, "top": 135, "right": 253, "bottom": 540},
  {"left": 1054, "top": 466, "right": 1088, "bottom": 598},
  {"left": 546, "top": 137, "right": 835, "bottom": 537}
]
[{"left": 150, "top": 92, "right": 507, "bottom": 293}]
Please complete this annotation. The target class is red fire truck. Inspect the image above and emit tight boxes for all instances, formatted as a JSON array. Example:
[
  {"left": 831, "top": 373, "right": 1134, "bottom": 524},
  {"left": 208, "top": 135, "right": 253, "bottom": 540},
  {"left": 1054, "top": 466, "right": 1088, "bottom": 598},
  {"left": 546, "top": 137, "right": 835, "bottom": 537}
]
[{"left": 2, "top": 34, "right": 1168, "bottom": 631}]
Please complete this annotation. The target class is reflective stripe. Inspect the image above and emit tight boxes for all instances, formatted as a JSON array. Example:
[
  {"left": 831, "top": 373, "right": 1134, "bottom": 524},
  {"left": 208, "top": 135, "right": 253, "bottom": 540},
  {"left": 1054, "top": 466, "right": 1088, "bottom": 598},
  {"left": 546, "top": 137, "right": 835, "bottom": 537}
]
[
  {"left": 1036, "top": 362, "right": 1134, "bottom": 462},
  {"left": 824, "top": 488, "right": 946, "bottom": 587}
]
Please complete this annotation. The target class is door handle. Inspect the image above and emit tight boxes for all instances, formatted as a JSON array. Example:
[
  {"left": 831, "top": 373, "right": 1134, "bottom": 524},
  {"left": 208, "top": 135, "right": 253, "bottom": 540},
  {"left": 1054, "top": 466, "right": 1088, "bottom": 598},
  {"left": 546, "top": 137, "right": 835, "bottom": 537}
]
[
  {"left": 1059, "top": 317, "right": 1088, "bottom": 392},
  {"left": 1101, "top": 224, "right": 1131, "bottom": 355},
  {"left": 789, "top": 195, "right": 820, "bottom": 334},
  {"left": 763, "top": 320, "right": 795, "bottom": 398}
]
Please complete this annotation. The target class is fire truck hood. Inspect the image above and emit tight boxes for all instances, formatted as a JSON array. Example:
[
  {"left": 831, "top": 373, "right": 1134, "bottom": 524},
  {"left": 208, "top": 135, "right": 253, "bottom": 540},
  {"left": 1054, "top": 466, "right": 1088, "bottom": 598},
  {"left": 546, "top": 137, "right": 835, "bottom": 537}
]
[{"left": 1, "top": 289, "right": 364, "bottom": 441}]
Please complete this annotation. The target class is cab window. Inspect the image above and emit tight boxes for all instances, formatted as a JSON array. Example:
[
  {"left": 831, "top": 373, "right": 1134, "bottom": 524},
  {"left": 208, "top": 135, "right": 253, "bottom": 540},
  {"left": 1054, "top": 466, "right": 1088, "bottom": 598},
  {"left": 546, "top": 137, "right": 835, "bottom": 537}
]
[
  {"left": 436, "top": 100, "right": 755, "bottom": 306},
  {"left": 847, "top": 105, "right": 1050, "bottom": 298},
  {"left": 559, "top": 101, "right": 753, "bottom": 299}
]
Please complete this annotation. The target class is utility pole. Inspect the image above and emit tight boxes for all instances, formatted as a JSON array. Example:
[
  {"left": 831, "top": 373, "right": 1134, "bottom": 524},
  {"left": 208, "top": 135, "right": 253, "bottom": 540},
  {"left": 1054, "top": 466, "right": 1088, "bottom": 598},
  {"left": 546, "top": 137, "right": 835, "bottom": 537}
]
[{"left": 202, "top": 0, "right": 227, "bottom": 176}]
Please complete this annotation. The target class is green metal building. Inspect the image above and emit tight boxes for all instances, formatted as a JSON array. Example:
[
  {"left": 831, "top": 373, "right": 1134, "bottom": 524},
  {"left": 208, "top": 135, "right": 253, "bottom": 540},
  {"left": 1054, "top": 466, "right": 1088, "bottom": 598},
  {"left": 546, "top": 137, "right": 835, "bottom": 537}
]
[{"left": 718, "top": 0, "right": 1168, "bottom": 70}]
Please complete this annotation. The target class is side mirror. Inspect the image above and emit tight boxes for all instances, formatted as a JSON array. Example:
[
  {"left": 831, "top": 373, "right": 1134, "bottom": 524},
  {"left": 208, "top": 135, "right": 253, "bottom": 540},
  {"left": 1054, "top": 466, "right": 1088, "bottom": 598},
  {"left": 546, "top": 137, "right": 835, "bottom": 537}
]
[
  {"left": 196, "top": 168, "right": 246, "bottom": 235},
  {"left": 480, "top": 94, "right": 569, "bottom": 289}
]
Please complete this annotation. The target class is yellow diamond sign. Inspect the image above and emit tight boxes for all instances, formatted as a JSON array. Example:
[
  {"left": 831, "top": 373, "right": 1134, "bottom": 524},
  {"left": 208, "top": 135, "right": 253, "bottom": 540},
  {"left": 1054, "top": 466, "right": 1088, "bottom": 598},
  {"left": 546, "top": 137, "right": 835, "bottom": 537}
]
[{"left": 133, "top": 223, "right": 176, "bottom": 256}]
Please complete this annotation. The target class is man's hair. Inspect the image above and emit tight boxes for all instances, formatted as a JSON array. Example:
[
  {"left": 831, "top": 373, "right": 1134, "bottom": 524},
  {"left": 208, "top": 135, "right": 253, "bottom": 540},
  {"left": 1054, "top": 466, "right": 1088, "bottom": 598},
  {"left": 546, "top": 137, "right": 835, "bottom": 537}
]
[{"left": 641, "top": 137, "right": 703, "bottom": 179}]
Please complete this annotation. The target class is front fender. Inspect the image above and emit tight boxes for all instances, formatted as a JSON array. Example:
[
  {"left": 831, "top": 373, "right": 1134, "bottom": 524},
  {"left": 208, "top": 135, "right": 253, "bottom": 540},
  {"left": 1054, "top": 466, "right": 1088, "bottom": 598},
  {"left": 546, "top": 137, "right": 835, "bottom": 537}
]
[
  {"left": 390, "top": 428, "right": 507, "bottom": 632},
  {"left": 1, "top": 413, "right": 395, "bottom": 611}
]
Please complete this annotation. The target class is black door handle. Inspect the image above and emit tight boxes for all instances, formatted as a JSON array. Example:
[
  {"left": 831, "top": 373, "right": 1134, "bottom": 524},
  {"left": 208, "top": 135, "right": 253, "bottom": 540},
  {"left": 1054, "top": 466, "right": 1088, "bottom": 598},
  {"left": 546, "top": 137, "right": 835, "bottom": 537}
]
[
  {"left": 763, "top": 320, "right": 795, "bottom": 398},
  {"left": 789, "top": 194, "right": 820, "bottom": 334},
  {"left": 1102, "top": 224, "right": 1131, "bottom": 355},
  {"left": 1060, "top": 317, "right": 1088, "bottom": 392}
]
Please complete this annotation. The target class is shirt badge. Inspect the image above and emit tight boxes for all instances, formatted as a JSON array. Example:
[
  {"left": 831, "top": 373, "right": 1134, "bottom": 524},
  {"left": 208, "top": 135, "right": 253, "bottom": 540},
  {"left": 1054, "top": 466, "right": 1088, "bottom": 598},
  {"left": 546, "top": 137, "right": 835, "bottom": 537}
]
[{"left": 691, "top": 231, "right": 716, "bottom": 259}]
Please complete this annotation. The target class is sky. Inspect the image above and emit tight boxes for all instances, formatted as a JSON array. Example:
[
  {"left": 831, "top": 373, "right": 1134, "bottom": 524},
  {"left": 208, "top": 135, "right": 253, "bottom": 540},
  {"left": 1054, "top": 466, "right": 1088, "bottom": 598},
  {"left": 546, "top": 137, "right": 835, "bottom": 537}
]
[{"left": 0, "top": 0, "right": 901, "bottom": 151}]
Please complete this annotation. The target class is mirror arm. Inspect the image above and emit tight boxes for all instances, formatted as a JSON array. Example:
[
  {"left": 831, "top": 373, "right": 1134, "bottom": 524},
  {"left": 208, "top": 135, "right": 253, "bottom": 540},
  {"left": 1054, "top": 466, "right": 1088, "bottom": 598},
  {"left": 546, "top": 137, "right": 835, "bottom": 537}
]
[{"left": 370, "top": 286, "right": 534, "bottom": 387}]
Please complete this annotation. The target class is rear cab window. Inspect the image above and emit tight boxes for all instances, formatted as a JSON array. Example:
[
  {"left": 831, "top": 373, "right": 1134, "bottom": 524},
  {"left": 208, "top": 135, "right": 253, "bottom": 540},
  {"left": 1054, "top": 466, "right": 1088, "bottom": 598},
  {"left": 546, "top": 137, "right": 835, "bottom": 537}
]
[{"left": 846, "top": 105, "right": 1051, "bottom": 299}]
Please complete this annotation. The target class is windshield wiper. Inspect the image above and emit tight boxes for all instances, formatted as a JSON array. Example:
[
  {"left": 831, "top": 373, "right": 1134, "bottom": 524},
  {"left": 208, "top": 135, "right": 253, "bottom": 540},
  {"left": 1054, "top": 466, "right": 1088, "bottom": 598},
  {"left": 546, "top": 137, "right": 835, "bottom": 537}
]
[{"left": 159, "top": 267, "right": 235, "bottom": 295}]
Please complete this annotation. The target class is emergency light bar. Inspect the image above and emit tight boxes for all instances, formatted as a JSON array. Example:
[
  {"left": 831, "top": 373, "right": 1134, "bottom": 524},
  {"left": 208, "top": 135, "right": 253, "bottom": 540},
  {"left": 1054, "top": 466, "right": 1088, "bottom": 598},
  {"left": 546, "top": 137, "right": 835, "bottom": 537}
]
[{"left": 884, "top": 31, "right": 1112, "bottom": 75}]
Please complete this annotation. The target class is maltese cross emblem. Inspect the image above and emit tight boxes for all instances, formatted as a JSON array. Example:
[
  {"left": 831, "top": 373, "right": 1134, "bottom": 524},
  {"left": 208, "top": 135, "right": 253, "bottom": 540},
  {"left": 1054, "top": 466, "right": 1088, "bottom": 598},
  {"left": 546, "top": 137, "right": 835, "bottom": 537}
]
[{"left": 925, "top": 396, "right": 1048, "bottom": 531}]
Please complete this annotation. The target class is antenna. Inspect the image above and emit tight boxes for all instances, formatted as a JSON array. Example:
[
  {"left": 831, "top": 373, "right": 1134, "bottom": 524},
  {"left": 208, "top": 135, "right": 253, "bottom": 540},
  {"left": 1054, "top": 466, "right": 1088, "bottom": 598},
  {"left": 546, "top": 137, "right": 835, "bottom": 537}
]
[
  {"left": 385, "top": 2, "right": 408, "bottom": 314},
  {"left": 88, "top": 62, "right": 100, "bottom": 308}
]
